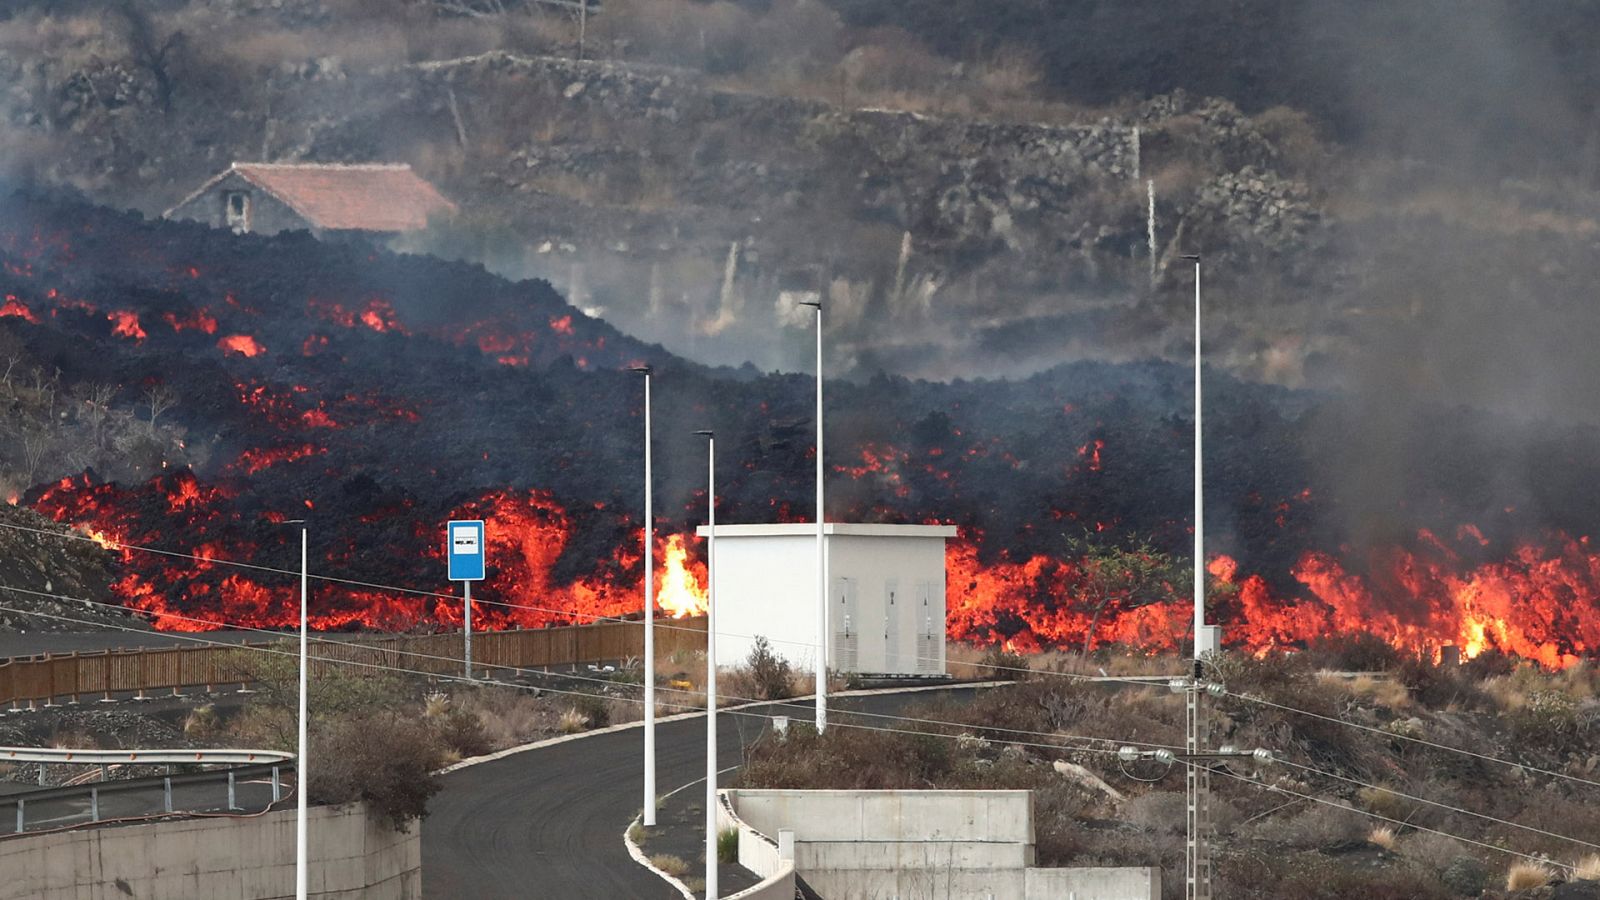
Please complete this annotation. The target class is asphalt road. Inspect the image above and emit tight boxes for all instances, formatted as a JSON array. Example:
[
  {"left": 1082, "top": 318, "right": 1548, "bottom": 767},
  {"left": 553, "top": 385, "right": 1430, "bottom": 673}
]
[{"left": 423, "top": 688, "right": 982, "bottom": 900}]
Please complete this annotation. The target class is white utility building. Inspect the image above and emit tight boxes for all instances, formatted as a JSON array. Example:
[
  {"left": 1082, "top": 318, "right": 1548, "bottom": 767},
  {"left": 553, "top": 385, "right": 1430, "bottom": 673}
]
[{"left": 694, "top": 523, "right": 956, "bottom": 676}]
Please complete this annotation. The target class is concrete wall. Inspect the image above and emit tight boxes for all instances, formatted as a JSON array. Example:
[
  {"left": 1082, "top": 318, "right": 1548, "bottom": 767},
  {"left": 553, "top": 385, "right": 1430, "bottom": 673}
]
[
  {"left": 727, "top": 789, "right": 1160, "bottom": 900},
  {"left": 0, "top": 802, "right": 419, "bottom": 900},
  {"left": 716, "top": 794, "right": 798, "bottom": 900},
  {"left": 727, "top": 789, "right": 1032, "bottom": 900},
  {"left": 696, "top": 524, "right": 952, "bottom": 675},
  {"left": 1026, "top": 866, "right": 1161, "bottom": 900}
]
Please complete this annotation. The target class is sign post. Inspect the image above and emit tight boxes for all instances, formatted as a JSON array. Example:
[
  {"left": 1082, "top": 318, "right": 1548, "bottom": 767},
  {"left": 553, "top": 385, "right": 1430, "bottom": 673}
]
[{"left": 447, "top": 520, "right": 486, "bottom": 680}]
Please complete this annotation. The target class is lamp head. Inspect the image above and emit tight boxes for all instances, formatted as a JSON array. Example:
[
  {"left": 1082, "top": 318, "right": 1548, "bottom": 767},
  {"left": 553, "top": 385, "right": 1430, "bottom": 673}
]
[
  {"left": 629, "top": 365, "right": 652, "bottom": 374},
  {"left": 798, "top": 299, "right": 821, "bottom": 309},
  {"left": 694, "top": 429, "right": 714, "bottom": 438},
  {"left": 1181, "top": 253, "right": 1201, "bottom": 261}
]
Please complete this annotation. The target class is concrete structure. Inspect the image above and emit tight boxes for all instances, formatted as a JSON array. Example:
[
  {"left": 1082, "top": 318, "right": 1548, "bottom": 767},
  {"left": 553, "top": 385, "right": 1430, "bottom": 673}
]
[
  {"left": 694, "top": 523, "right": 955, "bottom": 675},
  {"left": 0, "top": 802, "right": 419, "bottom": 900},
  {"left": 722, "top": 789, "right": 1160, "bottom": 900},
  {"left": 716, "top": 794, "right": 798, "bottom": 900},
  {"left": 164, "top": 162, "right": 455, "bottom": 237}
]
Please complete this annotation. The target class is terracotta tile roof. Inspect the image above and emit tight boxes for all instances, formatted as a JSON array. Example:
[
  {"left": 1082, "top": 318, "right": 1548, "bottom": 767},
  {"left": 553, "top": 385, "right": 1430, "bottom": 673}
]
[{"left": 231, "top": 163, "right": 456, "bottom": 232}]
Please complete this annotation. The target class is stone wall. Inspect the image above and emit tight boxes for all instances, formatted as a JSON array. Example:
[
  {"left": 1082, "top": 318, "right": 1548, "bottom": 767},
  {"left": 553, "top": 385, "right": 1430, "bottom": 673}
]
[{"left": 0, "top": 802, "right": 419, "bottom": 900}]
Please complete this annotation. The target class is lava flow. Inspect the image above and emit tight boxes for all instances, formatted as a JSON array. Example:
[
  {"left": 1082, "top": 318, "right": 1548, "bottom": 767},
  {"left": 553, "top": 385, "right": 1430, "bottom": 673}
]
[{"left": 6, "top": 192, "right": 1600, "bottom": 668}]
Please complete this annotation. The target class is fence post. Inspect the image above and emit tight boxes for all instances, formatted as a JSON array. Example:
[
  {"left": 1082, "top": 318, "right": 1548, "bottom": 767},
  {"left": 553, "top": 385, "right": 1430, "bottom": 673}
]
[
  {"left": 164, "top": 777, "right": 173, "bottom": 813},
  {"left": 37, "top": 763, "right": 44, "bottom": 786},
  {"left": 90, "top": 787, "right": 99, "bottom": 822},
  {"left": 227, "top": 770, "right": 237, "bottom": 811},
  {"left": 15, "top": 799, "right": 22, "bottom": 833}
]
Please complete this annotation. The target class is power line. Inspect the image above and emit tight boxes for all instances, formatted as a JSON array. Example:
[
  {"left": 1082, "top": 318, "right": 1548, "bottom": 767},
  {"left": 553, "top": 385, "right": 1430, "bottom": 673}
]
[
  {"left": 11, "top": 582, "right": 1590, "bottom": 868},
  {"left": 0, "top": 581, "right": 1180, "bottom": 752},
  {"left": 0, "top": 517, "right": 1172, "bottom": 686},
  {"left": 1223, "top": 688, "right": 1600, "bottom": 792},
  {"left": 1272, "top": 757, "right": 1600, "bottom": 853},
  {"left": 1208, "top": 764, "right": 1578, "bottom": 874}
]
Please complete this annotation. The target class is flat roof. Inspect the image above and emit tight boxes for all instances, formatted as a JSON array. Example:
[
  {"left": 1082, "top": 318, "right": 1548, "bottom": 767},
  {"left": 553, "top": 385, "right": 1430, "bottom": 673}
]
[{"left": 693, "top": 523, "right": 958, "bottom": 538}]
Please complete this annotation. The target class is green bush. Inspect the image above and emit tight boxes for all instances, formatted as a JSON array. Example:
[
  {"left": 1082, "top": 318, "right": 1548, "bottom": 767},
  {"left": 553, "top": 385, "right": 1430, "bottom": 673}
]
[
  {"left": 746, "top": 636, "right": 795, "bottom": 701},
  {"left": 717, "top": 827, "right": 739, "bottom": 864}
]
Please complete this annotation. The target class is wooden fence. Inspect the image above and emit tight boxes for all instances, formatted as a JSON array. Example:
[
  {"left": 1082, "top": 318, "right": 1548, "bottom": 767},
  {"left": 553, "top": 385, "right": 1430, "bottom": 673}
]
[{"left": 0, "top": 617, "right": 707, "bottom": 708}]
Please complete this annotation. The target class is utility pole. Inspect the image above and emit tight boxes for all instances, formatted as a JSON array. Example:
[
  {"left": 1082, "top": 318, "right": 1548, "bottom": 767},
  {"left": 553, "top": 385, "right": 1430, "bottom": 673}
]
[
  {"left": 632, "top": 365, "right": 656, "bottom": 827},
  {"left": 289, "top": 520, "right": 308, "bottom": 900},
  {"left": 1119, "top": 673, "right": 1274, "bottom": 900},
  {"left": 798, "top": 296, "right": 826, "bottom": 732},
  {"left": 694, "top": 429, "right": 718, "bottom": 900}
]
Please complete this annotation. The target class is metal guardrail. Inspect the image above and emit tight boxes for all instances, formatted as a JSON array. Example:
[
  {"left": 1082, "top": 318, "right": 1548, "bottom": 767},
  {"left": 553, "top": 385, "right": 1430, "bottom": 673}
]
[
  {"left": 0, "top": 617, "right": 708, "bottom": 708},
  {"left": 1, "top": 762, "right": 295, "bottom": 835},
  {"left": 1, "top": 746, "right": 293, "bottom": 766}
]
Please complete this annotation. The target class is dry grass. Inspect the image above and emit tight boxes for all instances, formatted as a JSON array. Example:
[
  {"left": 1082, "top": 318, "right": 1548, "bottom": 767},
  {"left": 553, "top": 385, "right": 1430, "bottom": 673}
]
[
  {"left": 1505, "top": 860, "right": 1556, "bottom": 890},
  {"left": 556, "top": 707, "right": 589, "bottom": 734},
  {"left": 1341, "top": 673, "right": 1412, "bottom": 710},
  {"left": 1367, "top": 825, "right": 1398, "bottom": 851},
  {"left": 1575, "top": 854, "right": 1600, "bottom": 881},
  {"left": 649, "top": 853, "right": 691, "bottom": 877}
]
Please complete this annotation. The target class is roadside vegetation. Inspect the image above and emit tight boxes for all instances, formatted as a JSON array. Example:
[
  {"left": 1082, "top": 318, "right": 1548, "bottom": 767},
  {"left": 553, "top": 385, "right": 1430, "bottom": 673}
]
[{"left": 735, "top": 639, "right": 1600, "bottom": 899}]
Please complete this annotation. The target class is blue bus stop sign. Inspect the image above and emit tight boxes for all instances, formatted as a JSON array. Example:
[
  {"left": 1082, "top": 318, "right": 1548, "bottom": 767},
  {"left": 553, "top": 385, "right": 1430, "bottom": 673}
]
[{"left": 447, "top": 520, "right": 486, "bottom": 581}]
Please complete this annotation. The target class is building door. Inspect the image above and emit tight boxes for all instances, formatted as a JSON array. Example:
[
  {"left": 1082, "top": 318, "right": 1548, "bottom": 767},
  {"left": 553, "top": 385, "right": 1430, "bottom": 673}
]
[
  {"left": 833, "top": 576, "right": 857, "bottom": 671},
  {"left": 883, "top": 579, "right": 900, "bottom": 671},
  {"left": 917, "top": 581, "right": 941, "bottom": 674}
]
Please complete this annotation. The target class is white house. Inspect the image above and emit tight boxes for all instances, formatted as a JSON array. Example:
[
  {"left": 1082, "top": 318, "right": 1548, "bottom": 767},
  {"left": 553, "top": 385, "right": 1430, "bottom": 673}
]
[{"left": 693, "top": 523, "right": 956, "bottom": 676}]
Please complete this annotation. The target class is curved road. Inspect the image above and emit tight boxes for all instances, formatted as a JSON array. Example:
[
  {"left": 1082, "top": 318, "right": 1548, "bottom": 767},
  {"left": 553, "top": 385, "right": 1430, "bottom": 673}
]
[{"left": 423, "top": 688, "right": 981, "bottom": 899}]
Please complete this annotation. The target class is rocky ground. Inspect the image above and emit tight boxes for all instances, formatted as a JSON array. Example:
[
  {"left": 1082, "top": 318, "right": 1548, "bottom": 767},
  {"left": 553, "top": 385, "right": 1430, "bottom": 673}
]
[{"left": 0, "top": 505, "right": 135, "bottom": 635}]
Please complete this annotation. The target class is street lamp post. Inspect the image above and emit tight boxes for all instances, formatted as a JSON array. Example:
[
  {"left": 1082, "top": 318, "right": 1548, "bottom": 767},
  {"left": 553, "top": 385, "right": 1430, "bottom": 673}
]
[
  {"left": 281, "top": 519, "right": 309, "bottom": 900},
  {"left": 797, "top": 297, "right": 826, "bottom": 732},
  {"left": 631, "top": 365, "right": 656, "bottom": 827},
  {"left": 694, "top": 429, "right": 718, "bottom": 900},
  {"left": 1184, "top": 253, "right": 1204, "bottom": 657}
]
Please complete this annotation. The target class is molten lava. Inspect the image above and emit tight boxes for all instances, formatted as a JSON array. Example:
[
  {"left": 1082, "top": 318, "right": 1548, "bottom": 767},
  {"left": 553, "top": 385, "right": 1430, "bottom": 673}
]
[{"left": 218, "top": 334, "right": 265, "bottom": 357}]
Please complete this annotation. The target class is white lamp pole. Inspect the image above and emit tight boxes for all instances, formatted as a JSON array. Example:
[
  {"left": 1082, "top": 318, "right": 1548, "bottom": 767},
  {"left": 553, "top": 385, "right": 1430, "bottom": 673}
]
[
  {"left": 632, "top": 365, "right": 657, "bottom": 827},
  {"left": 293, "top": 521, "right": 309, "bottom": 900},
  {"left": 797, "top": 297, "right": 826, "bottom": 732},
  {"left": 694, "top": 429, "right": 718, "bottom": 900},
  {"left": 1183, "top": 253, "right": 1204, "bottom": 660}
]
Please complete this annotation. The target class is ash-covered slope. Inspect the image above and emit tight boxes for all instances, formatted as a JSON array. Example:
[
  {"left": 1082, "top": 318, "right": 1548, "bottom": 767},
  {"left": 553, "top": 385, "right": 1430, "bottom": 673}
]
[{"left": 4, "top": 191, "right": 1600, "bottom": 664}]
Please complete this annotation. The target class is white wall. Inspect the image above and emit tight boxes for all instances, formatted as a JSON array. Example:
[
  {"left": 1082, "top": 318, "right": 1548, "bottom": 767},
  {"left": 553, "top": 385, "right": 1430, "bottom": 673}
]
[
  {"left": 725, "top": 789, "right": 1161, "bottom": 900},
  {"left": 710, "top": 534, "right": 820, "bottom": 672},
  {"left": 702, "top": 525, "right": 951, "bottom": 675}
]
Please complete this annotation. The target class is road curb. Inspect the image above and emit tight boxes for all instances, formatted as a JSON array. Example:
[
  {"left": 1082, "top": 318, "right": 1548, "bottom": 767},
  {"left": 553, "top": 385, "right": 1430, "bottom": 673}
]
[{"left": 437, "top": 680, "right": 1008, "bottom": 776}]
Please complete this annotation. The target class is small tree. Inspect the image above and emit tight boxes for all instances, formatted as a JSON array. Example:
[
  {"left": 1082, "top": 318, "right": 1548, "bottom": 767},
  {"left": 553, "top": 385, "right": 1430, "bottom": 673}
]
[
  {"left": 143, "top": 383, "right": 176, "bottom": 432},
  {"left": 746, "top": 636, "right": 795, "bottom": 701},
  {"left": 1071, "top": 535, "right": 1184, "bottom": 655}
]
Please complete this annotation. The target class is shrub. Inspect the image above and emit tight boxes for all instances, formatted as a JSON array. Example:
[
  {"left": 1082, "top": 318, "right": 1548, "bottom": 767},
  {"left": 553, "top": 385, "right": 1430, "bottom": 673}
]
[
  {"left": 429, "top": 707, "right": 491, "bottom": 760},
  {"left": 572, "top": 691, "right": 612, "bottom": 729},
  {"left": 1367, "top": 825, "right": 1398, "bottom": 851},
  {"left": 309, "top": 712, "right": 443, "bottom": 831},
  {"left": 1504, "top": 860, "right": 1556, "bottom": 890},
  {"left": 745, "top": 636, "right": 796, "bottom": 701},
  {"left": 977, "top": 644, "right": 1030, "bottom": 680},
  {"left": 1306, "top": 633, "right": 1403, "bottom": 672},
  {"left": 1123, "top": 791, "right": 1186, "bottom": 834},
  {"left": 1508, "top": 690, "right": 1585, "bottom": 749},
  {"left": 717, "top": 827, "right": 739, "bottom": 864},
  {"left": 1252, "top": 802, "right": 1367, "bottom": 849}
]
